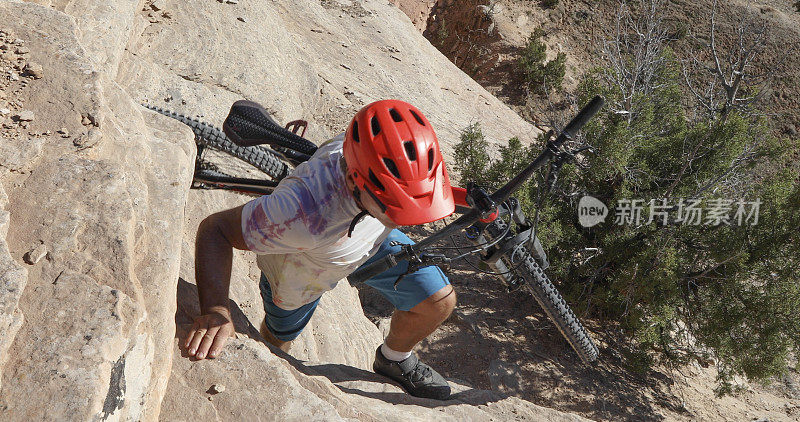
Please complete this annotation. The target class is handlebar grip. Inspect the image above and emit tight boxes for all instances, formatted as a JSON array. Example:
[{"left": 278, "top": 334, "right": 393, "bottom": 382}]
[
  {"left": 561, "top": 95, "right": 604, "bottom": 140},
  {"left": 348, "top": 253, "right": 402, "bottom": 284}
]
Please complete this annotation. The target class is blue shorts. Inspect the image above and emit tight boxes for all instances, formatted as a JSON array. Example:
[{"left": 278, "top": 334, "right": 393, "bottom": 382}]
[{"left": 259, "top": 229, "right": 450, "bottom": 341}]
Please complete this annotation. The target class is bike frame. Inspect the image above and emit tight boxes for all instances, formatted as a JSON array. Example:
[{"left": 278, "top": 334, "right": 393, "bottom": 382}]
[{"left": 193, "top": 169, "right": 277, "bottom": 195}]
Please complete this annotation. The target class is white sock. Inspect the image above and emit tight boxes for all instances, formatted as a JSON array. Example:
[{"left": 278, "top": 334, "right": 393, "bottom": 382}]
[{"left": 381, "top": 342, "right": 412, "bottom": 362}]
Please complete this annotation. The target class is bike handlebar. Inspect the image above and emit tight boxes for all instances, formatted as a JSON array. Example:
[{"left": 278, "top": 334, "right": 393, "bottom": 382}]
[{"left": 491, "top": 95, "right": 604, "bottom": 204}]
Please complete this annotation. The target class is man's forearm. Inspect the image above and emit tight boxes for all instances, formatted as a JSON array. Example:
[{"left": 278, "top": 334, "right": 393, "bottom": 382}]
[{"left": 195, "top": 216, "right": 234, "bottom": 314}]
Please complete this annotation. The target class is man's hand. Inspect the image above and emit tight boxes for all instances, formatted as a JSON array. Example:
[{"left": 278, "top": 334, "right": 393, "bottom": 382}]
[
  {"left": 185, "top": 306, "right": 235, "bottom": 360},
  {"left": 191, "top": 205, "right": 248, "bottom": 360}
]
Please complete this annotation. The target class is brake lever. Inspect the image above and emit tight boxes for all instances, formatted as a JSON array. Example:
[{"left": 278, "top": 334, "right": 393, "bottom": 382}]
[
  {"left": 420, "top": 252, "right": 451, "bottom": 271},
  {"left": 391, "top": 250, "right": 451, "bottom": 290}
]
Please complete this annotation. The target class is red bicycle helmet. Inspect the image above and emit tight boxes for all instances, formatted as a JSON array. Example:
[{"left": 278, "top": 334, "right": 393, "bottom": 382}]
[{"left": 343, "top": 100, "right": 455, "bottom": 226}]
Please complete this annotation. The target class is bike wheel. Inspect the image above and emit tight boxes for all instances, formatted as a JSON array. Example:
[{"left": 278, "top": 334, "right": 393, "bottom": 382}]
[
  {"left": 143, "top": 103, "right": 291, "bottom": 181},
  {"left": 197, "top": 130, "right": 289, "bottom": 181},
  {"left": 516, "top": 251, "right": 599, "bottom": 364},
  {"left": 484, "top": 219, "right": 599, "bottom": 364}
]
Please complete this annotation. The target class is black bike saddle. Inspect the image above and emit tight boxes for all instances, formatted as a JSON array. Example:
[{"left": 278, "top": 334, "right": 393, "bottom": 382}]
[{"left": 223, "top": 100, "right": 318, "bottom": 156}]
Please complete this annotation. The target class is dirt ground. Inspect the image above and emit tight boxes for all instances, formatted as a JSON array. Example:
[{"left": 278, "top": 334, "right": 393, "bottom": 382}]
[{"left": 355, "top": 223, "right": 800, "bottom": 421}]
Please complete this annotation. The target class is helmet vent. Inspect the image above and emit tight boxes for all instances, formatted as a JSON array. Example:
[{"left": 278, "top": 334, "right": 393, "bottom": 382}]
[
  {"left": 389, "top": 108, "right": 403, "bottom": 122},
  {"left": 403, "top": 141, "right": 417, "bottom": 161},
  {"left": 428, "top": 148, "right": 434, "bottom": 171},
  {"left": 351, "top": 121, "right": 360, "bottom": 143},
  {"left": 382, "top": 157, "right": 401, "bottom": 178},
  {"left": 410, "top": 109, "right": 426, "bottom": 126},
  {"left": 371, "top": 116, "right": 381, "bottom": 136},
  {"left": 368, "top": 169, "right": 385, "bottom": 191}
]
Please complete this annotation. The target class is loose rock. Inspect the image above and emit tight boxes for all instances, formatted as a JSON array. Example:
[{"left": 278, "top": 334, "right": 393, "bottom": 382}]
[
  {"left": 209, "top": 384, "right": 225, "bottom": 394},
  {"left": 237, "top": 17, "right": 246, "bottom": 22},
  {"left": 225, "top": 0, "right": 239, "bottom": 3},
  {"left": 24, "top": 62, "right": 43, "bottom": 79},
  {"left": 23, "top": 243, "right": 47, "bottom": 265},
  {"left": 0, "top": 108, "right": 9, "bottom": 115},
  {"left": 14, "top": 46, "right": 28, "bottom": 55},
  {"left": 81, "top": 116, "right": 91, "bottom": 125},
  {"left": 15, "top": 110, "right": 34, "bottom": 121}
]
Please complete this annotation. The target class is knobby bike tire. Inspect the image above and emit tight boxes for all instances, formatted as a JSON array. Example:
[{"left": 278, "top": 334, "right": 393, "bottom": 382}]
[
  {"left": 486, "top": 220, "right": 599, "bottom": 364},
  {"left": 199, "top": 133, "right": 289, "bottom": 181},
  {"left": 261, "top": 145, "right": 312, "bottom": 167},
  {"left": 517, "top": 252, "right": 599, "bottom": 364},
  {"left": 142, "top": 103, "right": 290, "bottom": 181}
]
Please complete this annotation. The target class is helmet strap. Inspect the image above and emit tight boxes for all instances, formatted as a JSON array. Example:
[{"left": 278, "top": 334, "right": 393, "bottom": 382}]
[
  {"left": 347, "top": 209, "right": 370, "bottom": 238},
  {"left": 347, "top": 186, "right": 367, "bottom": 238},
  {"left": 351, "top": 185, "right": 365, "bottom": 208},
  {"left": 346, "top": 184, "right": 390, "bottom": 237}
]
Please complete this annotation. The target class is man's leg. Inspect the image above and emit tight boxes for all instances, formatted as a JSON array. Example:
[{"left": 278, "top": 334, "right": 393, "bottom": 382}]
[
  {"left": 361, "top": 229, "right": 455, "bottom": 400},
  {"left": 260, "top": 319, "right": 292, "bottom": 352},
  {"left": 384, "top": 284, "right": 455, "bottom": 353},
  {"left": 259, "top": 273, "right": 320, "bottom": 353}
]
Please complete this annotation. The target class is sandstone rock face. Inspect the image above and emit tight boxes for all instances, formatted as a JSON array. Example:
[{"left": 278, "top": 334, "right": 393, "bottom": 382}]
[
  {"left": 0, "top": 0, "right": 594, "bottom": 421},
  {"left": 0, "top": 2, "right": 194, "bottom": 419},
  {"left": 0, "top": 184, "right": 27, "bottom": 393},
  {"left": 116, "top": 0, "right": 539, "bottom": 155}
]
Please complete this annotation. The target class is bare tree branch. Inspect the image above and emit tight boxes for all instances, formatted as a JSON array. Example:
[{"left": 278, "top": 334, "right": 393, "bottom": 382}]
[
  {"left": 600, "top": 0, "right": 670, "bottom": 125},
  {"left": 684, "top": 2, "right": 777, "bottom": 122}
]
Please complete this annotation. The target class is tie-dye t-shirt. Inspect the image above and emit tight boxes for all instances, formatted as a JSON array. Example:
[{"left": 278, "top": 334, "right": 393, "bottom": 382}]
[{"left": 241, "top": 134, "right": 392, "bottom": 310}]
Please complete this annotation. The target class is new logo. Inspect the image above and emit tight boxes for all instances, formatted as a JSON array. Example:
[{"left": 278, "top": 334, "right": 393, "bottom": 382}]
[{"left": 578, "top": 196, "right": 608, "bottom": 228}]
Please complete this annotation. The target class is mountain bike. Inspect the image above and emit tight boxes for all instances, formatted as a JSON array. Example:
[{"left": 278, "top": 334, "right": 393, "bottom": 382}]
[{"left": 143, "top": 96, "right": 604, "bottom": 364}]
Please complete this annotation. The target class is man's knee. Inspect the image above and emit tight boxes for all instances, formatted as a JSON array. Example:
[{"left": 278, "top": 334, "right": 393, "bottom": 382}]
[{"left": 412, "top": 285, "right": 456, "bottom": 320}]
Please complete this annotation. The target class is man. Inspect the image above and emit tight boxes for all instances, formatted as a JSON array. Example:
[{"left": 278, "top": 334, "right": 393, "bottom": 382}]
[{"left": 185, "top": 99, "right": 457, "bottom": 400}]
